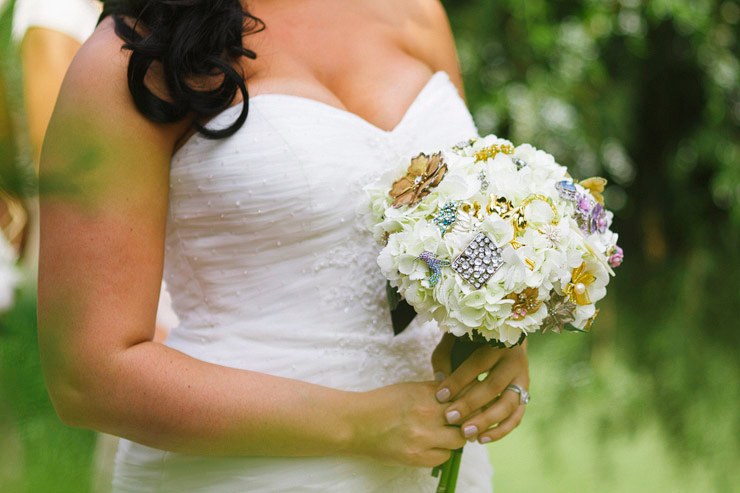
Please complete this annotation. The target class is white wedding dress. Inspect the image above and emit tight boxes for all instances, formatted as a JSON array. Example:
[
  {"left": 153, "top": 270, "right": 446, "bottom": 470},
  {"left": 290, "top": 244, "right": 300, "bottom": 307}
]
[{"left": 113, "top": 71, "right": 493, "bottom": 492}]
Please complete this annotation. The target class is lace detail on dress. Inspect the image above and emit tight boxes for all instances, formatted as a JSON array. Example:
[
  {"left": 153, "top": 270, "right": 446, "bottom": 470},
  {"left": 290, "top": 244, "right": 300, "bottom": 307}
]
[
  {"left": 310, "top": 164, "right": 393, "bottom": 327},
  {"left": 311, "top": 226, "right": 387, "bottom": 318}
]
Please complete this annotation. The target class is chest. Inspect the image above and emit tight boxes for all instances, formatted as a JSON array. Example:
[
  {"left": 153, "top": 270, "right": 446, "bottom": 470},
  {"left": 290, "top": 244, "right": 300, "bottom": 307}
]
[{"left": 241, "top": 0, "right": 431, "bottom": 132}]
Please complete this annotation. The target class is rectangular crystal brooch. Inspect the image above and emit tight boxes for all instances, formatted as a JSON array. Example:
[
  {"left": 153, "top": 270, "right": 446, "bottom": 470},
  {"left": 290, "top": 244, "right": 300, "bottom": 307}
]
[{"left": 451, "top": 233, "right": 504, "bottom": 289}]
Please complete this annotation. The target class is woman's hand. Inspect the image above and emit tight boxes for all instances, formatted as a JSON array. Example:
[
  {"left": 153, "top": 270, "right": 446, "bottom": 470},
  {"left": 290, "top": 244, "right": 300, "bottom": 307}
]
[
  {"left": 431, "top": 334, "right": 529, "bottom": 444},
  {"left": 350, "top": 381, "right": 467, "bottom": 468}
]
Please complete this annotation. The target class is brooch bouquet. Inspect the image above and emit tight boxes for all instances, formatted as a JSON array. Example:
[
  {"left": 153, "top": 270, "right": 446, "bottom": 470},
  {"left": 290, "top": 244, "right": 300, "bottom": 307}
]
[{"left": 361, "top": 135, "right": 623, "bottom": 493}]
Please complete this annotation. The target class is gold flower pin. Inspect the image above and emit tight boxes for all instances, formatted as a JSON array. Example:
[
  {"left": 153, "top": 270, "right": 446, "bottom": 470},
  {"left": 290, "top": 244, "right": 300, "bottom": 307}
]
[
  {"left": 564, "top": 261, "right": 597, "bottom": 306},
  {"left": 506, "top": 287, "right": 543, "bottom": 320},
  {"left": 578, "top": 177, "right": 607, "bottom": 205},
  {"left": 389, "top": 152, "right": 447, "bottom": 208}
]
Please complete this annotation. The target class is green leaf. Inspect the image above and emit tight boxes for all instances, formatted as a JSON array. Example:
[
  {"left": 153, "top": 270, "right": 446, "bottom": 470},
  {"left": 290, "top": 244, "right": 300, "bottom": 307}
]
[{"left": 385, "top": 281, "right": 401, "bottom": 311}]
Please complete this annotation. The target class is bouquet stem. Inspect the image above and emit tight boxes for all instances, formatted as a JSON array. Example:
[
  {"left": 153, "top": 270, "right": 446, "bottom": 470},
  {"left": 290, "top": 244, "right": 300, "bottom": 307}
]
[{"left": 433, "top": 336, "right": 481, "bottom": 493}]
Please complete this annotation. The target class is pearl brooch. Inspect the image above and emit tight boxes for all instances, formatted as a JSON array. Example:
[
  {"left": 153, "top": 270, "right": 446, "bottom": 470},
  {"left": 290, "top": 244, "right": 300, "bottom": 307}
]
[{"left": 565, "top": 262, "right": 597, "bottom": 305}]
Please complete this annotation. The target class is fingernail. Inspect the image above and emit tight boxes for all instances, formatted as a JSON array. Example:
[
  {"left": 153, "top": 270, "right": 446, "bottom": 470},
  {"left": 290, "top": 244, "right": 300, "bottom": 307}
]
[
  {"left": 434, "top": 372, "right": 447, "bottom": 382},
  {"left": 480, "top": 437, "right": 492, "bottom": 444},
  {"left": 445, "top": 410, "right": 461, "bottom": 424},
  {"left": 463, "top": 425, "right": 478, "bottom": 438},
  {"left": 436, "top": 387, "right": 451, "bottom": 403}
]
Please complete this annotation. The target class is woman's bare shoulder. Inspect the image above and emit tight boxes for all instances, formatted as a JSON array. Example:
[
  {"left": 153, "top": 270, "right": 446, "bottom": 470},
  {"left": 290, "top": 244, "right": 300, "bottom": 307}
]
[
  {"left": 41, "top": 17, "right": 184, "bottom": 214},
  {"left": 58, "top": 18, "right": 133, "bottom": 118},
  {"left": 52, "top": 17, "right": 186, "bottom": 153},
  {"left": 393, "top": 0, "right": 465, "bottom": 97}
]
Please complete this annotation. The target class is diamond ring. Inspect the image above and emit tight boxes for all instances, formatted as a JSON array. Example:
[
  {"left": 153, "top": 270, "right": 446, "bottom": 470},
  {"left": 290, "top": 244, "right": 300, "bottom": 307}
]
[{"left": 504, "top": 384, "right": 530, "bottom": 405}]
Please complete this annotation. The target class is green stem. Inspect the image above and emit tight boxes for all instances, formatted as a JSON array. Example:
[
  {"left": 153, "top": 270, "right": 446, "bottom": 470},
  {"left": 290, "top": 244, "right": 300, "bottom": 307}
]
[
  {"left": 448, "top": 447, "right": 464, "bottom": 493},
  {"left": 435, "top": 453, "right": 455, "bottom": 493},
  {"left": 432, "top": 336, "right": 482, "bottom": 492}
]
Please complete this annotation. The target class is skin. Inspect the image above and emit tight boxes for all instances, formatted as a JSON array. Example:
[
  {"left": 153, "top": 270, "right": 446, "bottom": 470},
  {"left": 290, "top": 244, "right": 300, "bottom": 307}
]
[
  {"left": 20, "top": 23, "right": 172, "bottom": 339},
  {"left": 432, "top": 334, "right": 529, "bottom": 444},
  {"left": 38, "top": 0, "right": 529, "bottom": 468}
]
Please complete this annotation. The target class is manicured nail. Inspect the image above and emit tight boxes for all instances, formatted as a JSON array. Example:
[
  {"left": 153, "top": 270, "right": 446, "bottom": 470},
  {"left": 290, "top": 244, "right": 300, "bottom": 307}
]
[
  {"left": 463, "top": 425, "right": 478, "bottom": 438},
  {"left": 436, "top": 387, "right": 451, "bottom": 403},
  {"left": 434, "top": 372, "right": 447, "bottom": 382},
  {"left": 480, "top": 437, "right": 492, "bottom": 444},
  {"left": 446, "top": 410, "right": 461, "bottom": 424}
]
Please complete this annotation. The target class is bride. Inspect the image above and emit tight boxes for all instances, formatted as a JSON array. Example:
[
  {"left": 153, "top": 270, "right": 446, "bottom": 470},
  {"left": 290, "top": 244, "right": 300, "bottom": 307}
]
[{"left": 37, "top": 1, "right": 530, "bottom": 491}]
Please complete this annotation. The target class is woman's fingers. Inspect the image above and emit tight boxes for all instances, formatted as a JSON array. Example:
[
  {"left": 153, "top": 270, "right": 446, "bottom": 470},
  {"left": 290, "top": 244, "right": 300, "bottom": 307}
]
[
  {"left": 475, "top": 399, "right": 526, "bottom": 444},
  {"left": 430, "top": 333, "right": 455, "bottom": 381},
  {"left": 426, "top": 449, "right": 454, "bottom": 468},
  {"left": 434, "top": 345, "right": 504, "bottom": 404},
  {"left": 460, "top": 384, "right": 523, "bottom": 441},
  {"left": 441, "top": 358, "right": 519, "bottom": 426},
  {"left": 435, "top": 424, "right": 469, "bottom": 451},
  {"left": 431, "top": 340, "right": 530, "bottom": 441}
]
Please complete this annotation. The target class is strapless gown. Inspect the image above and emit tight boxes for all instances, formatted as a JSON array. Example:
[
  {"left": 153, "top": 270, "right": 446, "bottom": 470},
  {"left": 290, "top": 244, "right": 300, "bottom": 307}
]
[{"left": 113, "top": 71, "right": 494, "bottom": 492}]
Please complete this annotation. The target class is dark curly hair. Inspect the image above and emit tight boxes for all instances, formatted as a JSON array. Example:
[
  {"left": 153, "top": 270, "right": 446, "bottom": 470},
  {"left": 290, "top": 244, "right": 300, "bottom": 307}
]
[{"left": 100, "top": 1, "right": 265, "bottom": 139}]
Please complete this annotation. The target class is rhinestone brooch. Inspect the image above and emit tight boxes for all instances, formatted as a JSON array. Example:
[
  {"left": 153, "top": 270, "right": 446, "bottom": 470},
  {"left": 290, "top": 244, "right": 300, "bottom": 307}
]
[
  {"left": 555, "top": 180, "right": 578, "bottom": 202},
  {"left": 433, "top": 201, "right": 459, "bottom": 236},
  {"left": 451, "top": 233, "right": 505, "bottom": 289},
  {"left": 478, "top": 170, "right": 489, "bottom": 191},
  {"left": 416, "top": 252, "right": 451, "bottom": 287}
]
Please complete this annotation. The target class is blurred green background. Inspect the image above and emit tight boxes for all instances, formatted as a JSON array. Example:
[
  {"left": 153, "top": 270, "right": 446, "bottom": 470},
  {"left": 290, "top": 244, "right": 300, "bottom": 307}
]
[
  {"left": 440, "top": 0, "right": 740, "bottom": 491},
  {"left": 1, "top": 0, "right": 739, "bottom": 491}
]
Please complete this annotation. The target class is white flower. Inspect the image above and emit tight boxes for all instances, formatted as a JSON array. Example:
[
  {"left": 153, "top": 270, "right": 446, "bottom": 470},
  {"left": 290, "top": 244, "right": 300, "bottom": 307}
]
[
  {"left": 480, "top": 214, "right": 515, "bottom": 246},
  {"left": 539, "top": 224, "right": 563, "bottom": 248}
]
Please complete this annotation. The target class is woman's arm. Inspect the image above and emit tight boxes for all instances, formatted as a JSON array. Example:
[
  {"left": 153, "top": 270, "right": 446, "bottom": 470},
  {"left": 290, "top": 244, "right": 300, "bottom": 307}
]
[
  {"left": 38, "top": 19, "right": 465, "bottom": 466},
  {"left": 20, "top": 20, "right": 176, "bottom": 340}
]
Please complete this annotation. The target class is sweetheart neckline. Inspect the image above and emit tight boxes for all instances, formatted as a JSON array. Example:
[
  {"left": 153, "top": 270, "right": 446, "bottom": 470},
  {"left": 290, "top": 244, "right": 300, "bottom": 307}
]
[
  {"left": 248, "top": 70, "right": 450, "bottom": 135},
  {"left": 175, "top": 70, "right": 454, "bottom": 157}
]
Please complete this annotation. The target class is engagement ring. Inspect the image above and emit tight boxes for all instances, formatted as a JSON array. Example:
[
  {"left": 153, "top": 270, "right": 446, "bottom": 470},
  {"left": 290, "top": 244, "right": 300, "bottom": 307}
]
[{"left": 504, "top": 384, "right": 530, "bottom": 405}]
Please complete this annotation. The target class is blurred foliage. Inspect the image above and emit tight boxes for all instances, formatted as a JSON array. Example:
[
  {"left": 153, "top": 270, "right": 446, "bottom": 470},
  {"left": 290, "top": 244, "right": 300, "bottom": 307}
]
[
  {"left": 442, "top": 0, "right": 740, "bottom": 489},
  {"left": 0, "top": 290, "right": 96, "bottom": 493},
  {"left": 1, "top": 2, "right": 97, "bottom": 492},
  {"left": 1, "top": 0, "right": 34, "bottom": 200},
  {"left": 0, "top": 1, "right": 16, "bottom": 191}
]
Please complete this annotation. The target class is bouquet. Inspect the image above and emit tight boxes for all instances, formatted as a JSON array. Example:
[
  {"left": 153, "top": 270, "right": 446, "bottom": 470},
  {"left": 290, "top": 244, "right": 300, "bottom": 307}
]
[{"left": 361, "top": 135, "right": 623, "bottom": 492}]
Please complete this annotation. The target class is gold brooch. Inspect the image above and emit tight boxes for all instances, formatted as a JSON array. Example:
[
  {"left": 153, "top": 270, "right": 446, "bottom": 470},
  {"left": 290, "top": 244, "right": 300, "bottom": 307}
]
[{"left": 389, "top": 152, "right": 447, "bottom": 208}]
